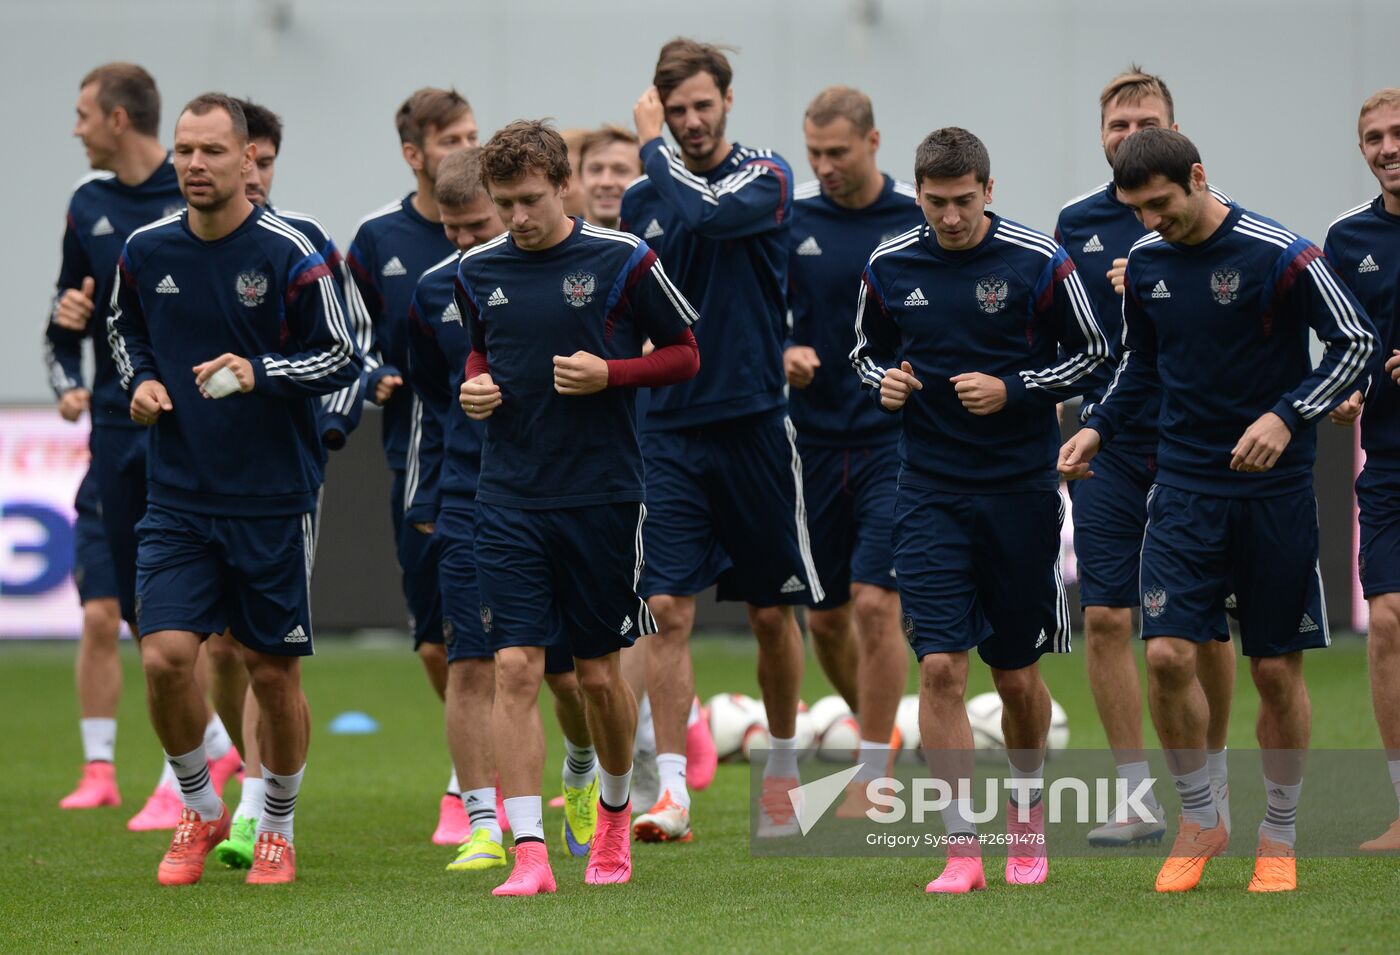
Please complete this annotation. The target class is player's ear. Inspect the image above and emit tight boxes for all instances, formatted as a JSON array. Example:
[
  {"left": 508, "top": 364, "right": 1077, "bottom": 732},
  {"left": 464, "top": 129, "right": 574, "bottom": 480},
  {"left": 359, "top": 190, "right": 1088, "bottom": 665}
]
[
  {"left": 242, "top": 141, "right": 256, "bottom": 175},
  {"left": 868, "top": 128, "right": 881, "bottom": 153},
  {"left": 723, "top": 85, "right": 734, "bottom": 114},
  {"left": 402, "top": 141, "right": 424, "bottom": 174},
  {"left": 984, "top": 177, "right": 994, "bottom": 204},
  {"left": 108, "top": 104, "right": 129, "bottom": 136}
]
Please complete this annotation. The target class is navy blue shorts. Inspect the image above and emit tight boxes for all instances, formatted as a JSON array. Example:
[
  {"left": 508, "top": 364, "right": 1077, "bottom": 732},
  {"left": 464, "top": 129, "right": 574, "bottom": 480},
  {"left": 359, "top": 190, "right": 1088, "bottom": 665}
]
[
  {"left": 1358, "top": 468, "right": 1400, "bottom": 599},
  {"left": 475, "top": 500, "right": 653, "bottom": 660},
  {"left": 91, "top": 425, "right": 148, "bottom": 625},
  {"left": 1067, "top": 442, "right": 1156, "bottom": 608},
  {"left": 640, "top": 411, "right": 823, "bottom": 606},
  {"left": 438, "top": 501, "right": 573, "bottom": 673},
  {"left": 894, "top": 484, "right": 1068, "bottom": 670},
  {"left": 391, "top": 468, "right": 443, "bottom": 649},
  {"left": 134, "top": 504, "right": 316, "bottom": 656},
  {"left": 1140, "top": 485, "right": 1327, "bottom": 657},
  {"left": 798, "top": 442, "right": 898, "bottom": 610},
  {"left": 73, "top": 466, "right": 119, "bottom": 603}
]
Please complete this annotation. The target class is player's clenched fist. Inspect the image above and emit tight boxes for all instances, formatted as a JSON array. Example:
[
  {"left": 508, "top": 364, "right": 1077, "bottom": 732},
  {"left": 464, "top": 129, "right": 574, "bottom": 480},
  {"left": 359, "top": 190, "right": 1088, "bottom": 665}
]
[
  {"left": 951, "top": 371, "right": 1007, "bottom": 415},
  {"left": 784, "top": 345, "right": 821, "bottom": 389},
  {"left": 1329, "top": 390, "right": 1364, "bottom": 427},
  {"left": 54, "top": 276, "right": 96, "bottom": 331},
  {"left": 553, "top": 350, "right": 609, "bottom": 396},
  {"left": 193, "top": 353, "right": 254, "bottom": 398},
  {"left": 460, "top": 372, "right": 501, "bottom": 420},
  {"left": 879, "top": 360, "right": 922, "bottom": 411},
  {"left": 58, "top": 387, "right": 90, "bottom": 422},
  {"left": 131, "top": 379, "right": 173, "bottom": 426},
  {"left": 1229, "top": 411, "right": 1291, "bottom": 473},
  {"left": 1107, "top": 257, "right": 1128, "bottom": 296},
  {"left": 1057, "top": 427, "right": 1101, "bottom": 480}
]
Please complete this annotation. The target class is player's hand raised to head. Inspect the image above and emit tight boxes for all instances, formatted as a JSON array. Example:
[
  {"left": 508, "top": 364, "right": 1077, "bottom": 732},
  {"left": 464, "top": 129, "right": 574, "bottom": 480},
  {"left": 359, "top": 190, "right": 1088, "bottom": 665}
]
[
  {"left": 1107, "top": 258, "right": 1128, "bottom": 296},
  {"left": 1057, "top": 427, "right": 1101, "bottom": 480},
  {"left": 58, "top": 387, "right": 90, "bottom": 422},
  {"left": 879, "top": 361, "right": 922, "bottom": 411},
  {"left": 1230, "top": 411, "right": 1292, "bottom": 473},
  {"left": 1329, "top": 390, "right": 1364, "bottom": 427},
  {"left": 784, "top": 346, "right": 821, "bottom": 389},
  {"left": 951, "top": 372, "right": 1008, "bottom": 415},
  {"left": 193, "top": 354, "right": 254, "bottom": 398},
  {"left": 553, "top": 351, "right": 609, "bottom": 396},
  {"left": 54, "top": 277, "right": 96, "bottom": 331},
  {"left": 634, "top": 87, "right": 665, "bottom": 143},
  {"left": 131, "top": 379, "right": 172, "bottom": 426},
  {"left": 460, "top": 373, "right": 501, "bottom": 420}
]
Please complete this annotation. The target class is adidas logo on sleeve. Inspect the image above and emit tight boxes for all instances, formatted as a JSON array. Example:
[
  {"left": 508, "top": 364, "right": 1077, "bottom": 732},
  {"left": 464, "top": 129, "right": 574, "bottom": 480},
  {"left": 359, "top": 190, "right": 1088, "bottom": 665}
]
[
  {"left": 91, "top": 215, "right": 115, "bottom": 237},
  {"left": 380, "top": 256, "right": 407, "bottom": 277},
  {"left": 796, "top": 236, "right": 823, "bottom": 256},
  {"left": 1150, "top": 280, "right": 1171, "bottom": 299},
  {"left": 1081, "top": 234, "right": 1104, "bottom": 253},
  {"left": 1359, "top": 254, "right": 1380, "bottom": 273},
  {"left": 156, "top": 275, "right": 180, "bottom": 294},
  {"left": 486, "top": 287, "right": 509, "bottom": 306},
  {"left": 904, "top": 287, "right": 929, "bottom": 306},
  {"left": 643, "top": 219, "right": 665, "bottom": 239}
]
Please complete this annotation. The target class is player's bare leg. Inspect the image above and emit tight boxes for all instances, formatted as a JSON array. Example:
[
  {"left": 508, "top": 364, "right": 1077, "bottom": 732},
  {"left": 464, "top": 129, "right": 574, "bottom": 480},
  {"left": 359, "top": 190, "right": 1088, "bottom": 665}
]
[
  {"left": 575, "top": 653, "right": 636, "bottom": 882},
  {"left": 243, "top": 647, "right": 309, "bottom": 884},
  {"left": 1362, "top": 593, "right": 1400, "bottom": 849},
  {"left": 1083, "top": 604, "right": 1167, "bottom": 844},
  {"left": 635, "top": 594, "right": 697, "bottom": 841},
  {"left": 918, "top": 651, "right": 984, "bottom": 893},
  {"left": 991, "top": 662, "right": 1051, "bottom": 884},
  {"left": 808, "top": 603, "right": 861, "bottom": 712},
  {"left": 1197, "top": 636, "right": 1236, "bottom": 832},
  {"left": 546, "top": 670, "right": 600, "bottom": 855},
  {"left": 205, "top": 629, "right": 247, "bottom": 752},
  {"left": 215, "top": 683, "right": 265, "bottom": 868},
  {"left": 444, "top": 657, "right": 506, "bottom": 871},
  {"left": 834, "top": 584, "right": 907, "bottom": 817},
  {"left": 418, "top": 640, "right": 467, "bottom": 843},
  {"left": 492, "top": 646, "right": 555, "bottom": 895},
  {"left": 1146, "top": 636, "right": 1226, "bottom": 892},
  {"left": 1247, "top": 652, "right": 1309, "bottom": 891},
  {"left": 419, "top": 642, "right": 448, "bottom": 700},
  {"left": 141, "top": 630, "right": 230, "bottom": 886},
  {"left": 619, "top": 642, "right": 660, "bottom": 809},
  {"left": 62, "top": 597, "right": 123, "bottom": 808},
  {"left": 751, "top": 604, "right": 805, "bottom": 837}
]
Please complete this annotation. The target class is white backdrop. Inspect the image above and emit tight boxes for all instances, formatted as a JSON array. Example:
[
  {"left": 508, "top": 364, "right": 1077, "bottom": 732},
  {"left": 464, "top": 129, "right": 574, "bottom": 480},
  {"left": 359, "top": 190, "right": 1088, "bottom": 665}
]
[{"left": 1, "top": 0, "right": 1397, "bottom": 402}]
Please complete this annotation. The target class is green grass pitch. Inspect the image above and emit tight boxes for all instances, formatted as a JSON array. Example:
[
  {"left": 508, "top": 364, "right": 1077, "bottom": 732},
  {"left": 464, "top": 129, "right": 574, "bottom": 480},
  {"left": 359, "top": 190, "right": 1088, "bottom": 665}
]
[{"left": 0, "top": 635, "right": 1393, "bottom": 953}]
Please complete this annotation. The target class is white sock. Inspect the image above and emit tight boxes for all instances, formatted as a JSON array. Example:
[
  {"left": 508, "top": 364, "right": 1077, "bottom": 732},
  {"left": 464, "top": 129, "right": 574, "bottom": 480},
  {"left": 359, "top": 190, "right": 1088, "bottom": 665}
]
[
  {"left": 687, "top": 697, "right": 702, "bottom": 727},
  {"left": 156, "top": 759, "right": 178, "bottom": 791},
  {"left": 563, "top": 737, "right": 597, "bottom": 790},
  {"left": 1171, "top": 763, "right": 1218, "bottom": 828},
  {"left": 236, "top": 778, "right": 265, "bottom": 822},
  {"left": 765, "top": 735, "right": 799, "bottom": 779},
  {"left": 940, "top": 798, "right": 977, "bottom": 838},
  {"left": 1259, "top": 776, "right": 1302, "bottom": 847},
  {"left": 599, "top": 765, "right": 632, "bottom": 810},
  {"left": 503, "top": 795, "right": 544, "bottom": 843},
  {"left": 463, "top": 787, "right": 502, "bottom": 842},
  {"left": 1116, "top": 760, "right": 1161, "bottom": 810},
  {"left": 635, "top": 712, "right": 656, "bottom": 757},
  {"left": 1389, "top": 759, "right": 1400, "bottom": 814},
  {"left": 1207, "top": 748, "right": 1229, "bottom": 791},
  {"left": 656, "top": 752, "right": 690, "bottom": 808},
  {"left": 856, "top": 738, "right": 891, "bottom": 782},
  {"left": 447, "top": 768, "right": 460, "bottom": 796},
  {"left": 165, "top": 745, "right": 221, "bottom": 820},
  {"left": 257, "top": 764, "right": 305, "bottom": 842},
  {"left": 204, "top": 715, "right": 233, "bottom": 760},
  {"left": 1008, "top": 757, "right": 1045, "bottom": 811},
  {"left": 80, "top": 718, "right": 116, "bottom": 763}
]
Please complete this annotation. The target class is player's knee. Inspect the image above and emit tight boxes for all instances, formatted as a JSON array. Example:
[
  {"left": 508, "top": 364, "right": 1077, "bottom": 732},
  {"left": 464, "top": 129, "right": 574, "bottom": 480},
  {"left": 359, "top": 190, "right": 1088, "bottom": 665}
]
[
  {"left": 573, "top": 662, "right": 617, "bottom": 700},
  {"left": 452, "top": 657, "right": 495, "bottom": 696},
  {"left": 989, "top": 666, "right": 1041, "bottom": 709},
  {"left": 1144, "top": 637, "right": 1194, "bottom": 680},
  {"left": 747, "top": 604, "right": 793, "bottom": 642},
  {"left": 494, "top": 652, "right": 540, "bottom": 699},
  {"left": 1083, "top": 606, "right": 1133, "bottom": 644},
  {"left": 1250, "top": 654, "right": 1302, "bottom": 701},
  {"left": 545, "top": 670, "right": 584, "bottom": 704},
  {"left": 244, "top": 652, "right": 299, "bottom": 696},
  {"left": 1367, "top": 597, "right": 1400, "bottom": 647},
  {"left": 647, "top": 595, "right": 693, "bottom": 637},
  {"left": 806, "top": 607, "right": 847, "bottom": 647},
  {"left": 140, "top": 639, "right": 197, "bottom": 688},
  {"left": 919, "top": 654, "right": 966, "bottom": 699},
  {"left": 851, "top": 585, "right": 898, "bottom": 636},
  {"left": 81, "top": 599, "right": 121, "bottom": 641},
  {"left": 203, "top": 631, "right": 241, "bottom": 670}
]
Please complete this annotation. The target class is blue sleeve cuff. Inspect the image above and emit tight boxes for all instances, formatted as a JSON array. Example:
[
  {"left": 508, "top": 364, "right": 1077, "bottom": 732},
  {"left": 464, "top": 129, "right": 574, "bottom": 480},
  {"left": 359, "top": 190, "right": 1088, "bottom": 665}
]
[{"left": 1270, "top": 399, "right": 1303, "bottom": 433}]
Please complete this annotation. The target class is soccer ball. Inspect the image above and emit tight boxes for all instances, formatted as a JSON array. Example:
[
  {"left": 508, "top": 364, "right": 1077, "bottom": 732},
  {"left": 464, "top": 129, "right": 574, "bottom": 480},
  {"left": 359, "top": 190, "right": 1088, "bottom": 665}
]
[
  {"left": 965, "top": 692, "right": 1071, "bottom": 758},
  {"left": 894, "top": 694, "right": 921, "bottom": 761},
  {"left": 740, "top": 721, "right": 770, "bottom": 762},
  {"left": 807, "top": 694, "right": 851, "bottom": 738},
  {"left": 739, "top": 700, "right": 817, "bottom": 762},
  {"left": 706, "top": 693, "right": 763, "bottom": 761},
  {"left": 818, "top": 715, "right": 862, "bottom": 762}
]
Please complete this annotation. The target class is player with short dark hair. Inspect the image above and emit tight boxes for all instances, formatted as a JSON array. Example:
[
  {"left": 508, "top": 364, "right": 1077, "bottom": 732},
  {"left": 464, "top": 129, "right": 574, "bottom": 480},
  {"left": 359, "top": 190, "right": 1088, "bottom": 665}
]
[
  {"left": 1055, "top": 65, "right": 1237, "bottom": 847},
  {"left": 1324, "top": 87, "right": 1400, "bottom": 852},
  {"left": 623, "top": 36, "right": 819, "bottom": 844},
  {"left": 456, "top": 119, "right": 699, "bottom": 895},
  {"left": 1060, "top": 126, "right": 1376, "bottom": 893},
  {"left": 853, "top": 127, "right": 1109, "bottom": 894},
  {"left": 332, "top": 87, "right": 477, "bottom": 845},
  {"left": 786, "top": 85, "right": 922, "bottom": 815},
  {"left": 48, "top": 63, "right": 244, "bottom": 827},
  {"left": 109, "top": 92, "right": 360, "bottom": 886}
]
